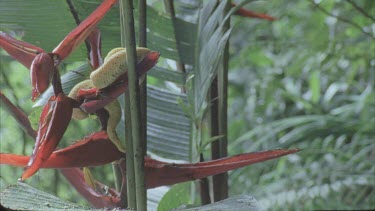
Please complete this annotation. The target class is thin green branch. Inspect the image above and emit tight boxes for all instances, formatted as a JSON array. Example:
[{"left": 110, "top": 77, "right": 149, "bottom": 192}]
[
  {"left": 309, "top": 0, "right": 375, "bottom": 40},
  {"left": 163, "top": 0, "right": 187, "bottom": 93},
  {"left": 347, "top": 0, "right": 375, "bottom": 22},
  {"left": 0, "top": 72, "right": 34, "bottom": 154},
  {"left": 121, "top": 0, "right": 147, "bottom": 210},
  {"left": 65, "top": 0, "right": 91, "bottom": 60},
  {"left": 112, "top": 163, "right": 122, "bottom": 191}
]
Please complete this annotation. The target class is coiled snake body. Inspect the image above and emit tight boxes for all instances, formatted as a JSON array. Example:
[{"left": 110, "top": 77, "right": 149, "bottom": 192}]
[{"left": 69, "top": 47, "right": 151, "bottom": 152}]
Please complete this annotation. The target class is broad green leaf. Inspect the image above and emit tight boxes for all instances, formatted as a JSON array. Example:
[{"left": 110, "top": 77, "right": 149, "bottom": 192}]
[
  {"left": 157, "top": 182, "right": 191, "bottom": 211},
  {"left": 0, "top": 0, "right": 196, "bottom": 64},
  {"left": 0, "top": 0, "right": 87, "bottom": 63},
  {"left": 0, "top": 182, "right": 89, "bottom": 210},
  {"left": 72, "top": 0, "right": 196, "bottom": 64},
  {"left": 148, "top": 66, "right": 186, "bottom": 84},
  {"left": 147, "top": 187, "right": 170, "bottom": 210},
  {"left": 118, "top": 86, "right": 191, "bottom": 161},
  {"left": 175, "top": 194, "right": 262, "bottom": 211}
]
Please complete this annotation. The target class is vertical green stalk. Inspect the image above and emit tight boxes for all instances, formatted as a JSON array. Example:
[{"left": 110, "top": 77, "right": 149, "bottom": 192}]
[
  {"left": 124, "top": 94, "right": 135, "bottom": 207},
  {"left": 138, "top": 0, "right": 147, "bottom": 157},
  {"left": 121, "top": 0, "right": 147, "bottom": 210},
  {"left": 120, "top": 1, "right": 136, "bottom": 208},
  {"left": 211, "top": 0, "right": 230, "bottom": 202},
  {"left": 163, "top": 0, "right": 187, "bottom": 92}
]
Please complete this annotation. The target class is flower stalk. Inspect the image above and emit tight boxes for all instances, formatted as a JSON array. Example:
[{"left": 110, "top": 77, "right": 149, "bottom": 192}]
[{"left": 120, "top": 0, "right": 147, "bottom": 209}]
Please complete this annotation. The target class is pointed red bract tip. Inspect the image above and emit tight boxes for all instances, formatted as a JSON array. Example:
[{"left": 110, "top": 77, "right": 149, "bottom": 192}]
[
  {"left": 87, "top": 28, "right": 103, "bottom": 70},
  {"left": 0, "top": 31, "right": 45, "bottom": 68},
  {"left": 52, "top": 0, "right": 118, "bottom": 61},
  {"left": 137, "top": 51, "right": 160, "bottom": 76},
  {"left": 144, "top": 148, "right": 300, "bottom": 189},
  {"left": 231, "top": 3, "right": 276, "bottom": 21}
]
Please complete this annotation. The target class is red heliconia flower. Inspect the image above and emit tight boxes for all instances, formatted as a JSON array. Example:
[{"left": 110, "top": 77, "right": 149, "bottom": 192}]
[
  {"left": 0, "top": 0, "right": 118, "bottom": 100},
  {"left": 0, "top": 0, "right": 120, "bottom": 180}
]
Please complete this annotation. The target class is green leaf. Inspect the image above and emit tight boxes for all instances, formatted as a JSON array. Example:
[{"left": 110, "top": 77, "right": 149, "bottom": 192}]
[
  {"left": 199, "top": 134, "right": 225, "bottom": 154},
  {"left": 147, "top": 187, "right": 170, "bottom": 210},
  {"left": 117, "top": 86, "right": 191, "bottom": 161},
  {"left": 175, "top": 195, "right": 262, "bottom": 211},
  {"left": 0, "top": 182, "right": 89, "bottom": 210},
  {"left": 148, "top": 66, "right": 186, "bottom": 84},
  {"left": 0, "top": 0, "right": 87, "bottom": 63},
  {"left": 28, "top": 106, "right": 43, "bottom": 130},
  {"left": 309, "top": 70, "right": 320, "bottom": 103},
  {"left": 193, "top": 0, "right": 232, "bottom": 115},
  {"left": 157, "top": 182, "right": 191, "bottom": 211}
]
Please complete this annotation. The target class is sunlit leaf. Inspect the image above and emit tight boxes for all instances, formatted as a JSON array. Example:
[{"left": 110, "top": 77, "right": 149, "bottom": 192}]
[{"left": 0, "top": 182, "right": 89, "bottom": 210}]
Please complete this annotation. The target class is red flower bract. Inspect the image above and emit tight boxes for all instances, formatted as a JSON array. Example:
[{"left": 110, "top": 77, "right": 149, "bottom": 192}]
[{"left": 21, "top": 93, "right": 76, "bottom": 180}]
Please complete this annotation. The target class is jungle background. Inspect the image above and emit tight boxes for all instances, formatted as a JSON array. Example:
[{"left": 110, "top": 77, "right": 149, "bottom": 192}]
[{"left": 0, "top": 0, "right": 374, "bottom": 210}]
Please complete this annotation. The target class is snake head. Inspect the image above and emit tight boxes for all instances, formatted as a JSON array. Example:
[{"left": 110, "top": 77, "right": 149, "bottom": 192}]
[
  {"left": 21, "top": 93, "right": 77, "bottom": 180},
  {"left": 78, "top": 48, "right": 160, "bottom": 113}
]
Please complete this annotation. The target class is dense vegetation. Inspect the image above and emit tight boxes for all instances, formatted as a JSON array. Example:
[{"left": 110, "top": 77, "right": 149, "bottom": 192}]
[{"left": 0, "top": 0, "right": 374, "bottom": 210}]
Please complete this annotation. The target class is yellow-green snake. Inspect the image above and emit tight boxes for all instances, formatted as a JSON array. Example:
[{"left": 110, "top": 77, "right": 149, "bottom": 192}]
[{"left": 69, "top": 47, "right": 151, "bottom": 152}]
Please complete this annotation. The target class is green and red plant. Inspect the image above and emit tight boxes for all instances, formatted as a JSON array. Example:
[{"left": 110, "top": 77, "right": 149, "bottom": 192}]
[{"left": 0, "top": 0, "right": 299, "bottom": 209}]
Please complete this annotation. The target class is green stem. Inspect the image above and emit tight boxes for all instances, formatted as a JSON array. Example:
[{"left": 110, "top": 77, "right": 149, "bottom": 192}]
[
  {"left": 138, "top": 0, "right": 147, "bottom": 47},
  {"left": 112, "top": 162, "right": 122, "bottom": 191},
  {"left": 121, "top": 0, "right": 147, "bottom": 210},
  {"left": 124, "top": 93, "right": 135, "bottom": 207},
  {"left": 120, "top": 1, "right": 136, "bottom": 208},
  {"left": 211, "top": 0, "right": 230, "bottom": 202},
  {"left": 138, "top": 0, "right": 147, "bottom": 157}
]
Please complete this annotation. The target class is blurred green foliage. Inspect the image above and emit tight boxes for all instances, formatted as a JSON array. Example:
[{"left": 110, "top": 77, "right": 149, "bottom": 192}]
[{"left": 227, "top": 0, "right": 374, "bottom": 210}]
